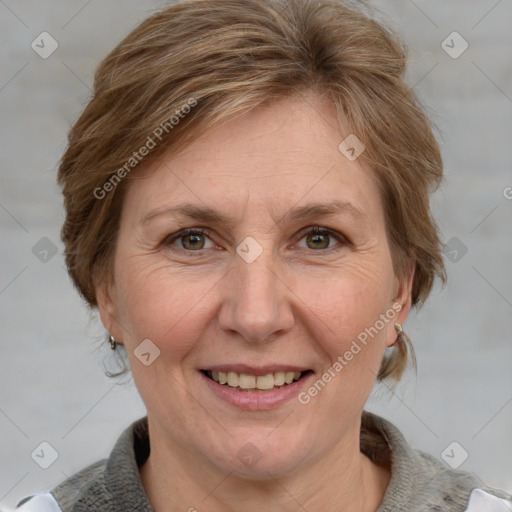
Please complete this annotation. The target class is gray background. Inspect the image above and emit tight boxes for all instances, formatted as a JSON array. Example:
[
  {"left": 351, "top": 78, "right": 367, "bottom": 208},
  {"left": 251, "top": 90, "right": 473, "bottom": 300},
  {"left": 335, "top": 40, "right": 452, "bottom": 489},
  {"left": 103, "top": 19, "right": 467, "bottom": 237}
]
[{"left": 1, "top": 0, "right": 511, "bottom": 508}]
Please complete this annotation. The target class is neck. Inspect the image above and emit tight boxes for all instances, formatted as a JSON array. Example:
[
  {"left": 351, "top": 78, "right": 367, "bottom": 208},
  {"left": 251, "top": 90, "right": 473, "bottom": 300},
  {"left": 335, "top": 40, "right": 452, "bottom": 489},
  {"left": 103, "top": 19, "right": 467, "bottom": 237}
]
[{"left": 140, "top": 416, "right": 390, "bottom": 512}]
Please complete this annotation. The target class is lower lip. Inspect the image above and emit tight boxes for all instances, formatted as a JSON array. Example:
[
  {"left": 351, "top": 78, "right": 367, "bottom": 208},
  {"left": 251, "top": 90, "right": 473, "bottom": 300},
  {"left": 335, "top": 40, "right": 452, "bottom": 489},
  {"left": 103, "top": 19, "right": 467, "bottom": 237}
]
[{"left": 199, "top": 371, "right": 314, "bottom": 411}]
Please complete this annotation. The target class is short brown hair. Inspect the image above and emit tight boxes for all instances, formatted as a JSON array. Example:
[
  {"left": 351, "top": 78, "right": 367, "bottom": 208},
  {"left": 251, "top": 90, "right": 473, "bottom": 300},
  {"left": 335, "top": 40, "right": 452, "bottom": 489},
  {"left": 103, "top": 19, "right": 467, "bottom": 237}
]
[{"left": 58, "top": 0, "right": 446, "bottom": 381}]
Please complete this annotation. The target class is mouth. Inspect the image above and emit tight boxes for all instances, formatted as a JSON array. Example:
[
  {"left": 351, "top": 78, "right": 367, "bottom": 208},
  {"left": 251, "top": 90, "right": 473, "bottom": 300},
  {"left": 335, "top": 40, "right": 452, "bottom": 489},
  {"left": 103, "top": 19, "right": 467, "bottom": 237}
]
[{"left": 200, "top": 369, "right": 313, "bottom": 392}]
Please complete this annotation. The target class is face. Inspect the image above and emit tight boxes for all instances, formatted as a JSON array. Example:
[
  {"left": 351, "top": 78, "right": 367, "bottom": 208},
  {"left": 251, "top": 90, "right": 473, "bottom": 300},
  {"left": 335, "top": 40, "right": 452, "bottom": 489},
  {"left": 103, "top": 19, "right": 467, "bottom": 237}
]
[{"left": 98, "top": 93, "right": 413, "bottom": 478}]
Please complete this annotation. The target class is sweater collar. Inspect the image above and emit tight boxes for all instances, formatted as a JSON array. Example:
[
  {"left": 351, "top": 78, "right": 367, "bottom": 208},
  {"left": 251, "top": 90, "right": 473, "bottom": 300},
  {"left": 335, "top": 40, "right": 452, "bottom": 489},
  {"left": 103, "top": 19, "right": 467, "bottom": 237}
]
[
  {"left": 104, "top": 411, "right": 423, "bottom": 511},
  {"left": 104, "top": 416, "right": 153, "bottom": 511}
]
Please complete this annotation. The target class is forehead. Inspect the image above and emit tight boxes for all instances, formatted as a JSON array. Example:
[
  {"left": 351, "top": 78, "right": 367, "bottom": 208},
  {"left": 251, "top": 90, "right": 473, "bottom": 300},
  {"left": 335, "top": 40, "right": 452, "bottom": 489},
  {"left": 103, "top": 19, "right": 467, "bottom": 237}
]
[{"left": 123, "top": 95, "right": 383, "bottom": 227}]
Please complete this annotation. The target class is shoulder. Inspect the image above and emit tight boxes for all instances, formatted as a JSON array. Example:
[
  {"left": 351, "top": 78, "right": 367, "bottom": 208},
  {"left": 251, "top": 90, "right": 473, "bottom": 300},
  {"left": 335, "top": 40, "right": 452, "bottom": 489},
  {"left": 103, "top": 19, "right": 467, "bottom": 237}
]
[
  {"left": 410, "top": 442, "right": 512, "bottom": 511},
  {"left": 14, "top": 417, "right": 150, "bottom": 512},
  {"left": 14, "top": 459, "right": 106, "bottom": 512},
  {"left": 14, "top": 493, "right": 61, "bottom": 512},
  {"left": 464, "top": 488, "right": 512, "bottom": 511},
  {"left": 362, "top": 411, "right": 512, "bottom": 512}
]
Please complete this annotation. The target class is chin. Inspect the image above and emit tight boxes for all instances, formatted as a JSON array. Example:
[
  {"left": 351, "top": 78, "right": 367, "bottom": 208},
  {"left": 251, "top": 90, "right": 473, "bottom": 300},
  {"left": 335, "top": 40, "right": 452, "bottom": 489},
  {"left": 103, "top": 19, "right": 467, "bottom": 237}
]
[{"left": 204, "top": 434, "right": 309, "bottom": 479}]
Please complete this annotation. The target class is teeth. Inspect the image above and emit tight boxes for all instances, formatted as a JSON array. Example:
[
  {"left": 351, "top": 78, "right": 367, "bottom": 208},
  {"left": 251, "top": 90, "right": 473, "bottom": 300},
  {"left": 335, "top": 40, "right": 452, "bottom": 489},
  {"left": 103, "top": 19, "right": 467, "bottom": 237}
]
[
  {"left": 274, "top": 372, "right": 285, "bottom": 386},
  {"left": 285, "top": 371, "right": 295, "bottom": 384},
  {"left": 256, "top": 374, "right": 274, "bottom": 390},
  {"left": 227, "top": 371, "right": 239, "bottom": 387},
  {"left": 239, "top": 374, "right": 256, "bottom": 389},
  {"left": 207, "top": 370, "right": 304, "bottom": 390}
]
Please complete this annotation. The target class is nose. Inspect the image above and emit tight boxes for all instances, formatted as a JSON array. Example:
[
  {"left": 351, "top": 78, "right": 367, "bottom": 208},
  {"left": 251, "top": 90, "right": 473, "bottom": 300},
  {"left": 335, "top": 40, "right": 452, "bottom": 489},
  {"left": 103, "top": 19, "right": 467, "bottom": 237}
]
[{"left": 217, "top": 245, "right": 295, "bottom": 344}]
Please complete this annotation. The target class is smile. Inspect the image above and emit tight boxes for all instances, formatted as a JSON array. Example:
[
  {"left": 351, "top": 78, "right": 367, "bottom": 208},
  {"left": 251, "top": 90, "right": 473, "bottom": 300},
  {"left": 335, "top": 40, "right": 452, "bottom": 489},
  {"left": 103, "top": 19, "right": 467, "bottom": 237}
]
[
  {"left": 201, "top": 369, "right": 312, "bottom": 391},
  {"left": 199, "top": 368, "right": 314, "bottom": 410}
]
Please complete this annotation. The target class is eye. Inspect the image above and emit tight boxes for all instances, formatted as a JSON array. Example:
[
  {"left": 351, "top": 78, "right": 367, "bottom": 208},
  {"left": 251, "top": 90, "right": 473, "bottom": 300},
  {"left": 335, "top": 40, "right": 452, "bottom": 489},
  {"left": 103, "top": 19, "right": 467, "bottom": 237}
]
[
  {"left": 163, "top": 228, "right": 215, "bottom": 251},
  {"left": 295, "top": 226, "right": 347, "bottom": 251},
  {"left": 162, "top": 226, "right": 348, "bottom": 254}
]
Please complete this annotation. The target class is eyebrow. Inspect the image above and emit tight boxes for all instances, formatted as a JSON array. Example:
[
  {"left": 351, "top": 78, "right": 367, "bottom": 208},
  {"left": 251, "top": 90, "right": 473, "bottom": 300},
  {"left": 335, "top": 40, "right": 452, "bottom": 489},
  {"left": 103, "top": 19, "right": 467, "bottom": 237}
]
[{"left": 141, "top": 200, "right": 367, "bottom": 228}]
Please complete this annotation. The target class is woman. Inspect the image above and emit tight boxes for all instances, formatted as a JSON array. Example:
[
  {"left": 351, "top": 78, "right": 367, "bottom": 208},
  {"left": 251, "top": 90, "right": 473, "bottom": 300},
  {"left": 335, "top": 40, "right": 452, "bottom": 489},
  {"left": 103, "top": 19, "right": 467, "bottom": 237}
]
[{"left": 16, "top": 0, "right": 511, "bottom": 510}]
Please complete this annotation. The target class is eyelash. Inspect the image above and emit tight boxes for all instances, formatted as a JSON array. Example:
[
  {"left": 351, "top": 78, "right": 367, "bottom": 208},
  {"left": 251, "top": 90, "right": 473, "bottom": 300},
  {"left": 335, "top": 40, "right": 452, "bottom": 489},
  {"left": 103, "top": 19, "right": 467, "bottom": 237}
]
[{"left": 162, "top": 226, "right": 349, "bottom": 254}]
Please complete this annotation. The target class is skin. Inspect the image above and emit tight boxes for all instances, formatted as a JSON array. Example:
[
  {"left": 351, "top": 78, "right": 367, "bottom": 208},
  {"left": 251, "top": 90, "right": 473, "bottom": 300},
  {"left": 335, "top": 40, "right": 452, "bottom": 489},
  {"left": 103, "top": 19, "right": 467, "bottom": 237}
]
[{"left": 97, "top": 92, "right": 414, "bottom": 512}]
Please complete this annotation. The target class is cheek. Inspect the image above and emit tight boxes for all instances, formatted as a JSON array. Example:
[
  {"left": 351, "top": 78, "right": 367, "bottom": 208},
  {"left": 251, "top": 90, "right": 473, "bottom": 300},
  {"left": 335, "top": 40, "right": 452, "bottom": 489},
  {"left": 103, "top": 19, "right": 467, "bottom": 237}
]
[
  {"left": 113, "top": 258, "right": 219, "bottom": 357},
  {"left": 296, "top": 259, "right": 394, "bottom": 368},
  {"left": 299, "top": 274, "right": 391, "bottom": 415}
]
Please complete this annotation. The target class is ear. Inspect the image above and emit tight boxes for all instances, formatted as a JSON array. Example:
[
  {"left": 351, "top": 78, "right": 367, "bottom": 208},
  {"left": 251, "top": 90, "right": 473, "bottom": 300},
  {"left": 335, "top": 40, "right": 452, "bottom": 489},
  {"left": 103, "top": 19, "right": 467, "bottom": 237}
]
[
  {"left": 96, "top": 279, "right": 124, "bottom": 343},
  {"left": 385, "top": 261, "right": 415, "bottom": 347}
]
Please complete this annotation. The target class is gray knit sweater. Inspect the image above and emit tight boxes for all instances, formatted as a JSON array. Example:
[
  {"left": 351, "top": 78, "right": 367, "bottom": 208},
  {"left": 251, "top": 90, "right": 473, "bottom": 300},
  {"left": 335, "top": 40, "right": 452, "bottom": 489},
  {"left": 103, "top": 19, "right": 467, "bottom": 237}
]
[{"left": 16, "top": 412, "right": 512, "bottom": 511}]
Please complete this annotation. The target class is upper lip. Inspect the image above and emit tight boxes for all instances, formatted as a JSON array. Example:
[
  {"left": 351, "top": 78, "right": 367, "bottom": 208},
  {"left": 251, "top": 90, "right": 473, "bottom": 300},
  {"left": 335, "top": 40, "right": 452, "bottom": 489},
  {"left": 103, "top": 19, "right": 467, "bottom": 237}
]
[{"left": 201, "top": 364, "right": 311, "bottom": 376}]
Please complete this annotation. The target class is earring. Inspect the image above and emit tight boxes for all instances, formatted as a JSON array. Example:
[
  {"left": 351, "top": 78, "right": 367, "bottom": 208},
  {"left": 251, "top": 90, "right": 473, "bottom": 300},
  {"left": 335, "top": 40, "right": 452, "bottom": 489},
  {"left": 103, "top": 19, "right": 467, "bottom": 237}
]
[
  {"left": 109, "top": 335, "right": 118, "bottom": 350},
  {"left": 393, "top": 323, "right": 403, "bottom": 346}
]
